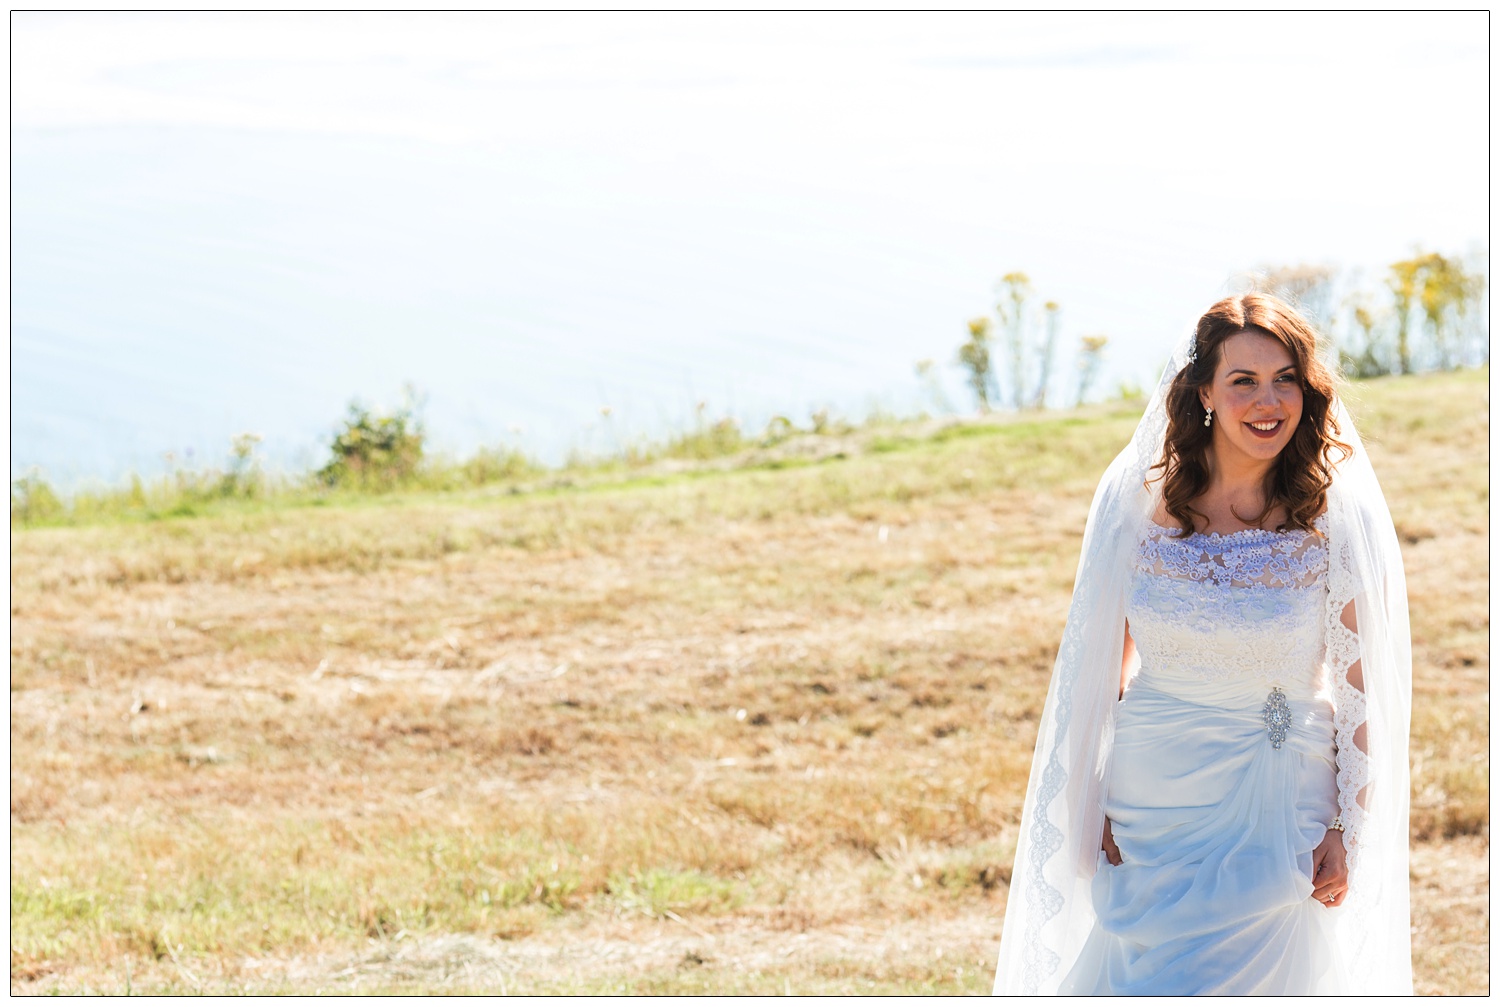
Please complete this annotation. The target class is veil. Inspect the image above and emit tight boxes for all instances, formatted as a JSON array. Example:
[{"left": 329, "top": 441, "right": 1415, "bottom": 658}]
[{"left": 990, "top": 336, "right": 1413, "bottom": 995}]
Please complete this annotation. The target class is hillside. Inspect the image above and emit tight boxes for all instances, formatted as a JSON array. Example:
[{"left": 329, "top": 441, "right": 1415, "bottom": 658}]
[{"left": 10, "top": 368, "right": 1488, "bottom": 994}]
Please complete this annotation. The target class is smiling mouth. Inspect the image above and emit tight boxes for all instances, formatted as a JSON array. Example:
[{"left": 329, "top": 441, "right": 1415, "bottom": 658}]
[{"left": 1246, "top": 419, "right": 1283, "bottom": 437}]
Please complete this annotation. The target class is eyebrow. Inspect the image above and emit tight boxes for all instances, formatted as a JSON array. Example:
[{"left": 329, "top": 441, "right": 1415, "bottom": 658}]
[{"left": 1226, "top": 365, "right": 1298, "bottom": 377}]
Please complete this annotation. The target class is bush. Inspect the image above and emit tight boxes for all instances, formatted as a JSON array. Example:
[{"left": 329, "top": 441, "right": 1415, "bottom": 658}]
[
  {"left": 318, "top": 403, "right": 424, "bottom": 491},
  {"left": 460, "top": 446, "right": 537, "bottom": 486},
  {"left": 216, "top": 433, "right": 264, "bottom": 499},
  {"left": 11, "top": 472, "right": 64, "bottom": 526},
  {"left": 661, "top": 415, "right": 745, "bottom": 461}
]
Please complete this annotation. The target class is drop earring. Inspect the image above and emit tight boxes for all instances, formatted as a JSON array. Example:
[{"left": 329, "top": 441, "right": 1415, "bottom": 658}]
[{"left": 1203, "top": 406, "right": 1213, "bottom": 428}]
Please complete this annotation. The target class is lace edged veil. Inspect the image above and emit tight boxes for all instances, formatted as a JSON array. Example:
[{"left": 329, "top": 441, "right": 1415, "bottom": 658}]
[{"left": 990, "top": 337, "right": 1413, "bottom": 995}]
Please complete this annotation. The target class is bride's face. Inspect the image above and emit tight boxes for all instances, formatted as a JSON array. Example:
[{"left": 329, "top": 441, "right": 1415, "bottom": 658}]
[{"left": 1198, "top": 330, "right": 1304, "bottom": 466}]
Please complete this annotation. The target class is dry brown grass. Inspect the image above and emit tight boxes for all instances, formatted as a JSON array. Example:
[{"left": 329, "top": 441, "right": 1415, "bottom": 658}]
[{"left": 10, "top": 369, "right": 1487, "bottom": 994}]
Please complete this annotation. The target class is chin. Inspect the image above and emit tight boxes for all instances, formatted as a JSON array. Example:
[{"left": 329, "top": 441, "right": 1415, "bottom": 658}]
[
  {"left": 1222, "top": 438, "right": 1290, "bottom": 465},
  {"left": 1234, "top": 427, "right": 1299, "bottom": 461}
]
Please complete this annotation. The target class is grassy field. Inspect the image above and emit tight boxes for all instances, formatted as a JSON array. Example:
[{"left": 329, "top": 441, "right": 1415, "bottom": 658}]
[{"left": 10, "top": 368, "right": 1488, "bottom": 994}]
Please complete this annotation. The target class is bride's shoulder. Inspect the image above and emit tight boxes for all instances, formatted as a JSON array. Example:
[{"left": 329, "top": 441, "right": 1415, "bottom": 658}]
[{"left": 1148, "top": 499, "right": 1189, "bottom": 535}]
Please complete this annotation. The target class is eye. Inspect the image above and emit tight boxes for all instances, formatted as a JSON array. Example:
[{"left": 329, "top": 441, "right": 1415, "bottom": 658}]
[
  {"left": 1275, "top": 373, "right": 1298, "bottom": 384},
  {"left": 1234, "top": 377, "right": 1255, "bottom": 386}
]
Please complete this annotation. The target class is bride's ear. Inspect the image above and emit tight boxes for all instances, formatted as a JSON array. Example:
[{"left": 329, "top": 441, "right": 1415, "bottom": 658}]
[{"left": 1198, "top": 387, "right": 1213, "bottom": 413}]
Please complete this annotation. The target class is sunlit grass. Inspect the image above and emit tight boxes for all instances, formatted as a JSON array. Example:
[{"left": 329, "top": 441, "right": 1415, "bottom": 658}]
[{"left": 10, "top": 368, "right": 1487, "bottom": 994}]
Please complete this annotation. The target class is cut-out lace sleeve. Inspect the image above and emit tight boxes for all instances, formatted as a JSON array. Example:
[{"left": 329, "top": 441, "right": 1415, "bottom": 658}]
[{"left": 1325, "top": 535, "right": 1370, "bottom": 876}]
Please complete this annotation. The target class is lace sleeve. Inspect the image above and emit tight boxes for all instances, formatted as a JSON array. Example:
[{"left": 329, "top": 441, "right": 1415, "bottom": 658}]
[
  {"left": 1312, "top": 407, "right": 1413, "bottom": 993},
  {"left": 1325, "top": 547, "right": 1370, "bottom": 876}
]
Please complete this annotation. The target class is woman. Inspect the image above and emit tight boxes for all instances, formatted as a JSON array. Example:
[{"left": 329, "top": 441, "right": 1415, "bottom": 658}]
[{"left": 991, "top": 294, "right": 1412, "bottom": 995}]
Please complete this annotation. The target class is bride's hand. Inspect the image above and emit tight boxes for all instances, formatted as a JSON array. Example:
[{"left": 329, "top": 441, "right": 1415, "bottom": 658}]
[
  {"left": 1311, "top": 829, "right": 1348, "bottom": 907},
  {"left": 1102, "top": 817, "right": 1122, "bottom": 866}
]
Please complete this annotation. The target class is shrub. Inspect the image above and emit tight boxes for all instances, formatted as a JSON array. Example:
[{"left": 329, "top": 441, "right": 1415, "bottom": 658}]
[
  {"left": 460, "top": 445, "right": 537, "bottom": 486},
  {"left": 217, "top": 433, "right": 264, "bottom": 499},
  {"left": 318, "top": 403, "right": 424, "bottom": 491},
  {"left": 11, "top": 471, "right": 64, "bottom": 526},
  {"left": 661, "top": 413, "right": 745, "bottom": 461}
]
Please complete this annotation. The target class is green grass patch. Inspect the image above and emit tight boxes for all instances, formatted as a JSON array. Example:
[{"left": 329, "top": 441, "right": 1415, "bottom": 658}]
[{"left": 606, "top": 868, "right": 745, "bottom": 917}]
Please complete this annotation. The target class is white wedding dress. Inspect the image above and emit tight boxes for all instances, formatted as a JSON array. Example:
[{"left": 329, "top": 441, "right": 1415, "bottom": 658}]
[
  {"left": 1057, "top": 517, "right": 1348, "bottom": 995},
  {"left": 993, "top": 335, "right": 1411, "bottom": 997}
]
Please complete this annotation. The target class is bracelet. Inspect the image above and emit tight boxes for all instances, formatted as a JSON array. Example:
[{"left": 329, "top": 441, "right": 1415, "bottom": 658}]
[{"left": 1327, "top": 815, "right": 1344, "bottom": 832}]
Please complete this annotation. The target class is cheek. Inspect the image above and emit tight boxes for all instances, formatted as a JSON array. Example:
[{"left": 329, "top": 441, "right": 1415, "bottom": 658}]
[
  {"left": 1219, "top": 386, "right": 1257, "bottom": 409},
  {"left": 1283, "top": 391, "right": 1305, "bottom": 432}
]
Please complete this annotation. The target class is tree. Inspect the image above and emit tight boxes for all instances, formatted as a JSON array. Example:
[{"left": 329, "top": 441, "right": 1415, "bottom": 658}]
[
  {"left": 1413, "top": 252, "right": 1484, "bottom": 369},
  {"left": 913, "top": 358, "right": 954, "bottom": 414},
  {"left": 1075, "top": 335, "right": 1108, "bottom": 405},
  {"left": 959, "top": 272, "right": 1069, "bottom": 411},
  {"left": 995, "top": 272, "right": 1033, "bottom": 409},
  {"left": 1254, "top": 264, "right": 1338, "bottom": 338},
  {"left": 1339, "top": 291, "right": 1390, "bottom": 378},
  {"left": 1386, "top": 258, "right": 1421, "bottom": 374},
  {"left": 1033, "top": 300, "right": 1061, "bottom": 409},
  {"left": 956, "top": 317, "right": 995, "bottom": 412},
  {"left": 1464, "top": 251, "right": 1490, "bottom": 366},
  {"left": 1467, "top": 251, "right": 1489, "bottom": 365},
  {"left": 1385, "top": 252, "right": 1486, "bottom": 372},
  {"left": 11, "top": 471, "right": 64, "bottom": 525},
  {"left": 218, "top": 432, "right": 263, "bottom": 498}
]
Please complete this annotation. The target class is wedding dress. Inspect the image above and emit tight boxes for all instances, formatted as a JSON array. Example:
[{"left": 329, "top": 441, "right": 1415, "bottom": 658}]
[
  {"left": 991, "top": 335, "right": 1412, "bottom": 996},
  {"left": 1057, "top": 517, "right": 1346, "bottom": 994}
]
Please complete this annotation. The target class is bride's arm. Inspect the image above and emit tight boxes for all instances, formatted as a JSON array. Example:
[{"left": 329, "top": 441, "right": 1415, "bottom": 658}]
[
  {"left": 1314, "top": 597, "right": 1366, "bottom": 907},
  {"left": 1119, "top": 620, "right": 1137, "bottom": 699},
  {"left": 1333, "top": 598, "right": 1371, "bottom": 810},
  {"left": 1103, "top": 622, "right": 1137, "bottom": 865}
]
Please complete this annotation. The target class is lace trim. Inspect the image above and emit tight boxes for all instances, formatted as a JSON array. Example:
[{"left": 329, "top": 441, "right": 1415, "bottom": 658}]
[
  {"left": 1012, "top": 343, "right": 1172, "bottom": 994},
  {"left": 1136, "top": 516, "right": 1329, "bottom": 589},
  {"left": 1016, "top": 475, "right": 1141, "bottom": 992},
  {"left": 1018, "top": 539, "right": 1092, "bottom": 991},
  {"left": 1325, "top": 529, "right": 1369, "bottom": 885}
]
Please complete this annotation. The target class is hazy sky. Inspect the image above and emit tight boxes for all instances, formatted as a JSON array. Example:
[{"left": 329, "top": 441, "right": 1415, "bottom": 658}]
[{"left": 12, "top": 12, "right": 1488, "bottom": 483}]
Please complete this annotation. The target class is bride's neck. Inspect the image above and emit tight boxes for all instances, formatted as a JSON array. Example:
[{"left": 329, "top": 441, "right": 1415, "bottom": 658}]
[{"left": 1202, "top": 448, "right": 1275, "bottom": 512}]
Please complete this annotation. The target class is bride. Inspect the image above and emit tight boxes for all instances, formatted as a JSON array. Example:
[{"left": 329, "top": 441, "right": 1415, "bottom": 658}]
[{"left": 991, "top": 294, "right": 1412, "bottom": 995}]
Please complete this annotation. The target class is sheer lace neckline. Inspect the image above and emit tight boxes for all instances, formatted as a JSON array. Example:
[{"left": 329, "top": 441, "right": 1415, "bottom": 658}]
[
  {"left": 1148, "top": 514, "right": 1329, "bottom": 541},
  {"left": 1136, "top": 514, "right": 1328, "bottom": 590}
]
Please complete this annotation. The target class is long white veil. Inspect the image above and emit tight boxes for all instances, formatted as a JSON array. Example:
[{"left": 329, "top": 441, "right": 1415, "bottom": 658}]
[{"left": 990, "top": 338, "right": 1413, "bottom": 995}]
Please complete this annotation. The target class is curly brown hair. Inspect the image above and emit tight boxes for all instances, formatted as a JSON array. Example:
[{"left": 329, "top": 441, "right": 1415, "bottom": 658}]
[{"left": 1150, "top": 293, "right": 1351, "bottom": 536}]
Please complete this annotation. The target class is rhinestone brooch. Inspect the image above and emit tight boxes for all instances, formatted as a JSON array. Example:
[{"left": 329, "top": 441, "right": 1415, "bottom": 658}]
[{"left": 1262, "top": 687, "right": 1291, "bottom": 749}]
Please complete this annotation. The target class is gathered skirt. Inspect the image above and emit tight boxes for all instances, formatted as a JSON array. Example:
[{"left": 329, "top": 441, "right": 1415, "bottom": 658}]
[{"left": 1058, "top": 675, "right": 1349, "bottom": 996}]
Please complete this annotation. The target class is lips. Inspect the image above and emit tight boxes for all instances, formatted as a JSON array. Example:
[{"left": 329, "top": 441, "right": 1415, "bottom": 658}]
[{"left": 1245, "top": 419, "right": 1283, "bottom": 439}]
